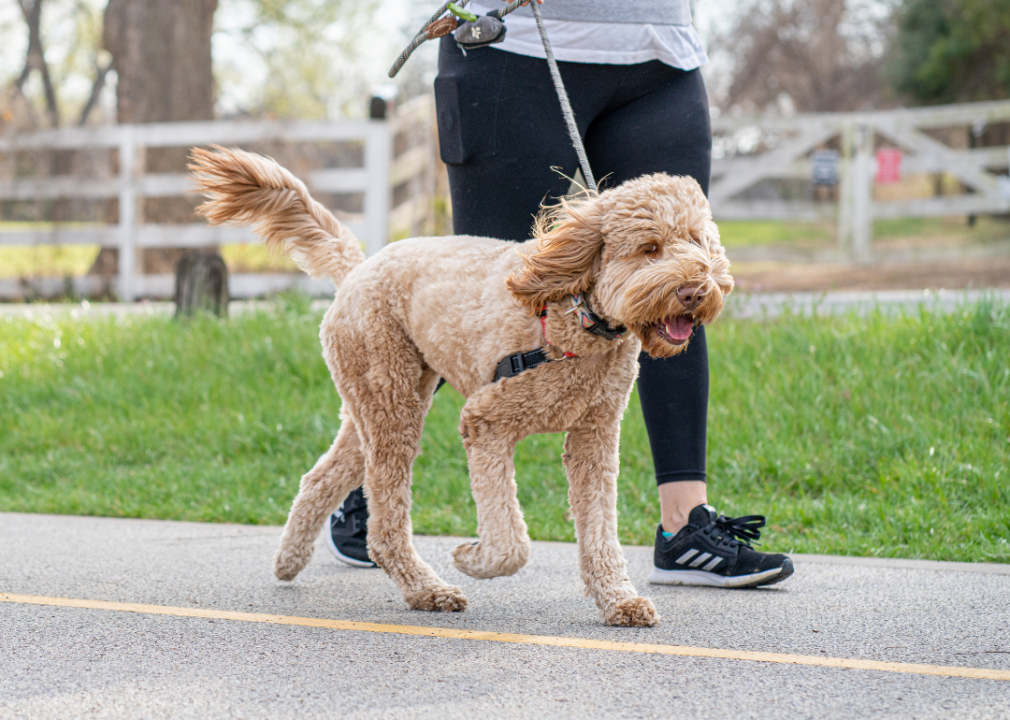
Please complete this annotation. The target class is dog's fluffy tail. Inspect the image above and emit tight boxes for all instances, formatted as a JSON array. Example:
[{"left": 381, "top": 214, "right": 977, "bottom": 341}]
[{"left": 190, "top": 146, "right": 365, "bottom": 285}]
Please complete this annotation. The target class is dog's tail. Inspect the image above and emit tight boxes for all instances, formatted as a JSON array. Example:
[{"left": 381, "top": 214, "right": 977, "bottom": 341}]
[{"left": 190, "top": 146, "right": 365, "bottom": 286}]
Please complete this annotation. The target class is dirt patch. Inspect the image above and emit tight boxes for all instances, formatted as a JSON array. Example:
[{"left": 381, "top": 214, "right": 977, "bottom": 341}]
[{"left": 732, "top": 258, "right": 1010, "bottom": 293}]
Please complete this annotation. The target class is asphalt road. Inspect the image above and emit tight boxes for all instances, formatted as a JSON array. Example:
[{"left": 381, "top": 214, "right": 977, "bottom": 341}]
[{"left": 2, "top": 513, "right": 1009, "bottom": 719}]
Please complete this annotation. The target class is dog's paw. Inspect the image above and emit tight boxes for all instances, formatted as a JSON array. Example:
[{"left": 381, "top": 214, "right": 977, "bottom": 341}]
[
  {"left": 407, "top": 584, "right": 468, "bottom": 612},
  {"left": 604, "top": 596, "right": 659, "bottom": 627},
  {"left": 452, "top": 539, "right": 529, "bottom": 579},
  {"left": 273, "top": 545, "right": 312, "bottom": 582}
]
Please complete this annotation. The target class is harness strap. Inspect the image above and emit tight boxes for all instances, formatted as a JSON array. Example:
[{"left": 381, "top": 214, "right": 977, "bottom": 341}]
[
  {"left": 493, "top": 306, "right": 572, "bottom": 382},
  {"left": 493, "top": 347, "right": 554, "bottom": 382}
]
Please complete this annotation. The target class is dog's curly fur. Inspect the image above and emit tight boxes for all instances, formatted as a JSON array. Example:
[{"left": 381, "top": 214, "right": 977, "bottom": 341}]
[{"left": 190, "top": 146, "right": 733, "bottom": 627}]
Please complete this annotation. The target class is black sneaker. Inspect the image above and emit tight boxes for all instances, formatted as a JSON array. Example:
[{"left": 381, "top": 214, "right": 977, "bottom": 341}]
[
  {"left": 326, "top": 486, "right": 378, "bottom": 568},
  {"left": 648, "top": 504, "right": 793, "bottom": 588}
]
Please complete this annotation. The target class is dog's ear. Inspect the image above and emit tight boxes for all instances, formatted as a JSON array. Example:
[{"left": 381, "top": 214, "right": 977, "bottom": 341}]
[{"left": 506, "top": 196, "right": 605, "bottom": 312}]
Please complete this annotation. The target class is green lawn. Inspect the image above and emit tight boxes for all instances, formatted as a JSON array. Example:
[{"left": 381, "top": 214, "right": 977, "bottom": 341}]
[
  {"left": 716, "top": 216, "right": 1010, "bottom": 248},
  {"left": 1, "top": 297, "right": 1008, "bottom": 561},
  {"left": 0, "top": 242, "right": 294, "bottom": 278}
]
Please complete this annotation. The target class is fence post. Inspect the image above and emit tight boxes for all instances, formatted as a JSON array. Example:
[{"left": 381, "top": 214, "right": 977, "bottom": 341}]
[
  {"left": 363, "top": 120, "right": 391, "bottom": 257},
  {"left": 851, "top": 121, "right": 874, "bottom": 264},
  {"left": 117, "top": 125, "right": 139, "bottom": 301},
  {"left": 836, "top": 120, "right": 855, "bottom": 257}
]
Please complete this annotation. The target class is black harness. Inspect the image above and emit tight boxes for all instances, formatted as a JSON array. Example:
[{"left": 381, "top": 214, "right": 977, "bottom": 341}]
[{"left": 493, "top": 295, "right": 625, "bottom": 382}]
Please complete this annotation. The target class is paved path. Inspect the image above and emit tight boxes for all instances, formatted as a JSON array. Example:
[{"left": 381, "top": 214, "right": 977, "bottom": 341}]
[
  {"left": 2, "top": 513, "right": 1008, "bottom": 719},
  {"left": 3, "top": 288, "right": 1008, "bottom": 321}
]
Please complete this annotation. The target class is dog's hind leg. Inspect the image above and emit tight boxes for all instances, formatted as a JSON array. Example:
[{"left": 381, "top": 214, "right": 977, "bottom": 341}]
[
  {"left": 274, "top": 413, "right": 364, "bottom": 581},
  {"left": 356, "top": 368, "right": 467, "bottom": 612},
  {"left": 451, "top": 406, "right": 531, "bottom": 580},
  {"left": 565, "top": 415, "right": 659, "bottom": 627}
]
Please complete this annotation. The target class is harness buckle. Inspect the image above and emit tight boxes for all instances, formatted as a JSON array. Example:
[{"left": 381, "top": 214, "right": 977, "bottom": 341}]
[{"left": 496, "top": 352, "right": 525, "bottom": 380}]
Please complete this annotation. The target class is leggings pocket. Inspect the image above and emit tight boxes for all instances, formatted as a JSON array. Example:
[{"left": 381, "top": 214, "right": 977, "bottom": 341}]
[{"left": 434, "top": 76, "right": 469, "bottom": 165}]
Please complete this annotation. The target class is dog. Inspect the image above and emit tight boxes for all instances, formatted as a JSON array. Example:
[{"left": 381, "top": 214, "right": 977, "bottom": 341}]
[{"left": 190, "top": 146, "right": 733, "bottom": 627}]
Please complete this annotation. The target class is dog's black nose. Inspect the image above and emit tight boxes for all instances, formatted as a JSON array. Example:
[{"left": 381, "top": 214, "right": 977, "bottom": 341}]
[{"left": 677, "top": 285, "right": 705, "bottom": 309}]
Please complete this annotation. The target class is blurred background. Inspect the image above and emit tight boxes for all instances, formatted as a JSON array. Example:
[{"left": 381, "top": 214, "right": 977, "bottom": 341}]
[
  {"left": 1, "top": 0, "right": 1009, "bottom": 298},
  {"left": 1, "top": 0, "right": 1007, "bottom": 562}
]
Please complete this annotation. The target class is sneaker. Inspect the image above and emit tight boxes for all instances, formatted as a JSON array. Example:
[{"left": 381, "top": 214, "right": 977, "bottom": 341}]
[
  {"left": 648, "top": 504, "right": 793, "bottom": 588},
  {"left": 325, "top": 486, "right": 378, "bottom": 568}
]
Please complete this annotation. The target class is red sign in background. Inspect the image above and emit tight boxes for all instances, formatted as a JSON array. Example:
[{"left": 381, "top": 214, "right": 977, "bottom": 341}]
[{"left": 876, "top": 148, "right": 902, "bottom": 184}]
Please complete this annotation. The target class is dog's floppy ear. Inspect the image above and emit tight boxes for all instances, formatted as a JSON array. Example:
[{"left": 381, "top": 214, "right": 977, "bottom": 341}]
[{"left": 506, "top": 195, "right": 605, "bottom": 312}]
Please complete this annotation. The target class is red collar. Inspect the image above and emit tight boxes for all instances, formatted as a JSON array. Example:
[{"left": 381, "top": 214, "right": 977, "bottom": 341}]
[{"left": 539, "top": 306, "right": 579, "bottom": 358}]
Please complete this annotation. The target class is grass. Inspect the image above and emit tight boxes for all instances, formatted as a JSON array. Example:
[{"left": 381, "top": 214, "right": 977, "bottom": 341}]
[
  {"left": 0, "top": 241, "right": 295, "bottom": 278},
  {"left": 717, "top": 216, "right": 1010, "bottom": 249},
  {"left": 1, "top": 297, "right": 1008, "bottom": 562}
]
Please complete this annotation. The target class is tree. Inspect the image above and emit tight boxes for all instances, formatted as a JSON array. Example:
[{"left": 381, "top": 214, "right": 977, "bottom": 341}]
[
  {"left": 213, "top": 0, "right": 376, "bottom": 120},
  {"left": 888, "top": 0, "right": 1010, "bottom": 105},
  {"left": 103, "top": 0, "right": 217, "bottom": 123},
  {"left": 4, "top": 0, "right": 112, "bottom": 128},
  {"left": 711, "top": 0, "right": 896, "bottom": 113}
]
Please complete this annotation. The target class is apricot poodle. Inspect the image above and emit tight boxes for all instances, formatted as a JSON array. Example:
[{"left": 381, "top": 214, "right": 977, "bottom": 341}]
[{"left": 190, "top": 146, "right": 733, "bottom": 627}]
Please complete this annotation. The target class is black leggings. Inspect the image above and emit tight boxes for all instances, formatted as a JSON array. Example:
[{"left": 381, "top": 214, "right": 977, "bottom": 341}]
[{"left": 435, "top": 38, "right": 710, "bottom": 484}]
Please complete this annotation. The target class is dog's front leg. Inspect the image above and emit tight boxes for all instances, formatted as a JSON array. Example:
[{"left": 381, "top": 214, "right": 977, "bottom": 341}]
[
  {"left": 564, "top": 417, "right": 658, "bottom": 627},
  {"left": 451, "top": 430, "right": 531, "bottom": 579}
]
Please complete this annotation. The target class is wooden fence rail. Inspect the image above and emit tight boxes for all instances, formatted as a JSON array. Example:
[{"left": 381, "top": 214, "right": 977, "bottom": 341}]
[
  {"left": 3, "top": 97, "right": 1009, "bottom": 301},
  {"left": 0, "top": 96, "right": 436, "bottom": 301},
  {"left": 711, "top": 99, "right": 1010, "bottom": 263}
]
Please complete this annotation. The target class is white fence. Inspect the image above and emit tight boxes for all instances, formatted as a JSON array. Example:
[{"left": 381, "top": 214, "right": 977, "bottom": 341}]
[
  {"left": 4, "top": 97, "right": 1009, "bottom": 300},
  {"left": 0, "top": 96, "right": 436, "bottom": 300},
  {"left": 711, "top": 99, "right": 1010, "bottom": 263}
]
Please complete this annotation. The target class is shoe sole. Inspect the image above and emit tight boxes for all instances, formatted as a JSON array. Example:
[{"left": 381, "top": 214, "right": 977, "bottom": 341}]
[
  {"left": 325, "top": 517, "right": 378, "bottom": 569},
  {"left": 648, "top": 558, "right": 794, "bottom": 588}
]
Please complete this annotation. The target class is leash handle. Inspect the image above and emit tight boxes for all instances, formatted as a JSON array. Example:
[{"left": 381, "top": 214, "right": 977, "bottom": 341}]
[
  {"left": 389, "top": 0, "right": 472, "bottom": 78},
  {"left": 389, "top": 0, "right": 527, "bottom": 78},
  {"left": 528, "top": 1, "right": 597, "bottom": 192}
]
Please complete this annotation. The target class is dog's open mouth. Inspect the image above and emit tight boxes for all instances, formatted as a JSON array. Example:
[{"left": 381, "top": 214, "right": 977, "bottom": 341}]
[{"left": 654, "top": 315, "right": 694, "bottom": 345}]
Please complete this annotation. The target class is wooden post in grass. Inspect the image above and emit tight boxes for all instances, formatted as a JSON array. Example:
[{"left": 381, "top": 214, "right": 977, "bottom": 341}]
[{"left": 175, "top": 251, "right": 229, "bottom": 318}]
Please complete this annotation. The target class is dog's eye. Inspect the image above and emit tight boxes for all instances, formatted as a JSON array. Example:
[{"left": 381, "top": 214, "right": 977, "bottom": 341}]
[
  {"left": 689, "top": 236, "right": 702, "bottom": 247},
  {"left": 643, "top": 243, "right": 659, "bottom": 255}
]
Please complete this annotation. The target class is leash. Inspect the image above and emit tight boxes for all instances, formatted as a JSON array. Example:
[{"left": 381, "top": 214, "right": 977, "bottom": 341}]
[
  {"left": 527, "top": 1, "right": 596, "bottom": 192},
  {"left": 391, "top": 2, "right": 611, "bottom": 382},
  {"left": 390, "top": 0, "right": 597, "bottom": 192}
]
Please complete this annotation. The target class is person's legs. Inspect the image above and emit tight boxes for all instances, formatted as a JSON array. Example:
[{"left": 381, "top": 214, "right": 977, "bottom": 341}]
[
  {"left": 583, "top": 65, "right": 792, "bottom": 586},
  {"left": 582, "top": 65, "right": 713, "bottom": 533},
  {"left": 436, "top": 40, "right": 611, "bottom": 238}
]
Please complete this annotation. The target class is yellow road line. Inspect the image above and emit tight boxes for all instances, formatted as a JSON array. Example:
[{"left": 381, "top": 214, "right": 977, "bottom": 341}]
[{"left": 3, "top": 592, "right": 1007, "bottom": 681}]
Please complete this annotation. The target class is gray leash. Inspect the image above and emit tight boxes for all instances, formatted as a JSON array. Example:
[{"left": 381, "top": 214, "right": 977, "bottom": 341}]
[
  {"left": 390, "top": 0, "right": 597, "bottom": 194},
  {"left": 527, "top": 1, "right": 596, "bottom": 192}
]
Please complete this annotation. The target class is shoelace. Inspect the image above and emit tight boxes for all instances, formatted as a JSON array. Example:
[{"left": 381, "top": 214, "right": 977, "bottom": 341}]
[{"left": 704, "top": 514, "right": 766, "bottom": 548}]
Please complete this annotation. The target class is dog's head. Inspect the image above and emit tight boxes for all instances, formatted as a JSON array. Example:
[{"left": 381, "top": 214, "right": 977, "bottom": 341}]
[{"left": 506, "top": 174, "right": 733, "bottom": 357}]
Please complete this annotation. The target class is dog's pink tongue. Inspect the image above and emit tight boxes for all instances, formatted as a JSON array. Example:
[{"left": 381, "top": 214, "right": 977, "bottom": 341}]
[{"left": 664, "top": 315, "right": 694, "bottom": 341}]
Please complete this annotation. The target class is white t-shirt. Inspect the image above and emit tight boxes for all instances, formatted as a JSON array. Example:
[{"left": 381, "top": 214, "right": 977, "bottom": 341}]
[{"left": 467, "top": 2, "right": 708, "bottom": 69}]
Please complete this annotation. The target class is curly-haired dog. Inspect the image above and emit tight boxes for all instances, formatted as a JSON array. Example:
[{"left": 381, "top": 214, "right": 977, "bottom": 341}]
[{"left": 190, "top": 146, "right": 733, "bottom": 627}]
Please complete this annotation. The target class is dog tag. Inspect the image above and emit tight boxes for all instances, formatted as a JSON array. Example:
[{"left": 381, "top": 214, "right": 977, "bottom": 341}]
[{"left": 454, "top": 14, "right": 507, "bottom": 50}]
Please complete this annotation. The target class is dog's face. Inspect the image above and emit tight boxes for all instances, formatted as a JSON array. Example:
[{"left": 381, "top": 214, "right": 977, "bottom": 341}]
[{"left": 506, "top": 174, "right": 733, "bottom": 357}]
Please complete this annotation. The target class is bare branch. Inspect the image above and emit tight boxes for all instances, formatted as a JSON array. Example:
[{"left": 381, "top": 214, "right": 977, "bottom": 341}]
[{"left": 78, "top": 61, "right": 113, "bottom": 126}]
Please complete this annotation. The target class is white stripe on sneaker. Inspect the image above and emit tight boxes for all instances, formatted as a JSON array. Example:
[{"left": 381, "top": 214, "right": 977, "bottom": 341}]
[
  {"left": 689, "top": 552, "right": 713, "bottom": 568},
  {"left": 702, "top": 556, "right": 723, "bottom": 571},
  {"left": 675, "top": 549, "right": 700, "bottom": 565},
  {"left": 647, "top": 566, "right": 786, "bottom": 588}
]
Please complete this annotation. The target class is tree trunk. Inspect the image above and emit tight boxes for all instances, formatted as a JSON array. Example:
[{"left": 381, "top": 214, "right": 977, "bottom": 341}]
[{"left": 90, "top": 0, "right": 219, "bottom": 279}]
